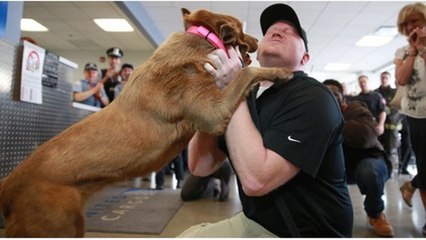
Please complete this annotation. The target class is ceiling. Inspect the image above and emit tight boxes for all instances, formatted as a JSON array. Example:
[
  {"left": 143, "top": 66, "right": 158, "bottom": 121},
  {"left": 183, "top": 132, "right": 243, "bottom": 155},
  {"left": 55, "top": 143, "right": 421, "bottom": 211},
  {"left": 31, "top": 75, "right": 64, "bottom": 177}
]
[{"left": 22, "top": 1, "right": 412, "bottom": 81}]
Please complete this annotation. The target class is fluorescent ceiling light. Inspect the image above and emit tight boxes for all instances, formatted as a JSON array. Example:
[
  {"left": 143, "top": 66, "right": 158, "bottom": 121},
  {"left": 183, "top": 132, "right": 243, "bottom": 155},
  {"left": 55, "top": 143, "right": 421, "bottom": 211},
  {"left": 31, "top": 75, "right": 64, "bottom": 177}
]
[
  {"left": 324, "top": 63, "right": 351, "bottom": 71},
  {"left": 374, "top": 26, "right": 398, "bottom": 36},
  {"left": 356, "top": 25, "right": 397, "bottom": 47},
  {"left": 355, "top": 35, "right": 394, "bottom": 47},
  {"left": 94, "top": 18, "right": 134, "bottom": 32},
  {"left": 21, "top": 18, "right": 48, "bottom": 32}
]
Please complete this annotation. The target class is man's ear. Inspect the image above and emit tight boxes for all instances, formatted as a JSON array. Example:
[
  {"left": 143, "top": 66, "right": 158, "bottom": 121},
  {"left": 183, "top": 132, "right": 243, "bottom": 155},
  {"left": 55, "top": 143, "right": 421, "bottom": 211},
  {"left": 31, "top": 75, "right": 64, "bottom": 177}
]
[
  {"left": 300, "top": 52, "right": 310, "bottom": 65},
  {"left": 219, "top": 24, "right": 237, "bottom": 46}
]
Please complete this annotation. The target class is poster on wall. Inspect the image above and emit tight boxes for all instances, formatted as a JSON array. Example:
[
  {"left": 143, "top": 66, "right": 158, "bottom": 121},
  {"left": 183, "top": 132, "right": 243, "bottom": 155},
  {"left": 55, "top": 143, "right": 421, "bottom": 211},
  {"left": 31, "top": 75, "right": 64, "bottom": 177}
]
[
  {"left": 42, "top": 51, "right": 59, "bottom": 88},
  {"left": 0, "top": 2, "right": 7, "bottom": 38},
  {"left": 20, "top": 40, "right": 45, "bottom": 104}
]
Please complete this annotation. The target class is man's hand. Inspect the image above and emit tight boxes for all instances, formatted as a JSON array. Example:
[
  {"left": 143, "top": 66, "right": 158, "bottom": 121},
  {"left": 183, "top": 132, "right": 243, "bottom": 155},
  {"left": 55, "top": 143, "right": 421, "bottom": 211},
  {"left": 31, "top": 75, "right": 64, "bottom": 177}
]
[
  {"left": 103, "top": 66, "right": 119, "bottom": 82},
  {"left": 408, "top": 27, "right": 426, "bottom": 49},
  {"left": 92, "top": 82, "right": 104, "bottom": 100},
  {"left": 204, "top": 46, "right": 243, "bottom": 90},
  {"left": 376, "top": 124, "right": 385, "bottom": 136}
]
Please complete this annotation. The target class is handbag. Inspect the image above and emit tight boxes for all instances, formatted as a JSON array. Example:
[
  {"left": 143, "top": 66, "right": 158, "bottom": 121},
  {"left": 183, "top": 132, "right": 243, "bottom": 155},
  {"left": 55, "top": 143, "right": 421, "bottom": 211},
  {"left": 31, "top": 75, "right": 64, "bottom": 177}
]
[{"left": 389, "top": 85, "right": 406, "bottom": 110}]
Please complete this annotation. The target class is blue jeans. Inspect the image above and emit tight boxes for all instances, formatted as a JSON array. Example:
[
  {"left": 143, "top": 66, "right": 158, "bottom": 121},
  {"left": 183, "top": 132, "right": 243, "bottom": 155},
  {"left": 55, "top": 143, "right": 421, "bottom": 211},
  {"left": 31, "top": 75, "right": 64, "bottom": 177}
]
[{"left": 347, "top": 156, "right": 389, "bottom": 218}]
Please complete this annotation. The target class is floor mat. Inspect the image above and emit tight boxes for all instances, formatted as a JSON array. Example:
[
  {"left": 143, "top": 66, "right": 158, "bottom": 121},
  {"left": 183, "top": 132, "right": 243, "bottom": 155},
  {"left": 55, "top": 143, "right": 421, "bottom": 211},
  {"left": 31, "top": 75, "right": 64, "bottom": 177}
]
[{"left": 85, "top": 186, "right": 183, "bottom": 234}]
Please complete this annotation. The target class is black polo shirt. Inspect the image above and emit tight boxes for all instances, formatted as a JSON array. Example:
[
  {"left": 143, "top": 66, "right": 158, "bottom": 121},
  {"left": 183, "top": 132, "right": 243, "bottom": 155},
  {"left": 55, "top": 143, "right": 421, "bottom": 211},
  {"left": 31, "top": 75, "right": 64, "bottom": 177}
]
[{"left": 219, "top": 71, "right": 353, "bottom": 237}]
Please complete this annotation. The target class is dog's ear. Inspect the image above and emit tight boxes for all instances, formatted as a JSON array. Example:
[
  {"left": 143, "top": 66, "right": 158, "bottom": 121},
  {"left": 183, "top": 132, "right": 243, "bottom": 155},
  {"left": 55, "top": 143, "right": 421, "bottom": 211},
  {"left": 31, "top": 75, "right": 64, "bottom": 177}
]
[
  {"left": 236, "top": 44, "right": 254, "bottom": 66},
  {"left": 181, "top": 8, "right": 191, "bottom": 30},
  {"left": 181, "top": 8, "right": 191, "bottom": 16},
  {"left": 219, "top": 23, "right": 237, "bottom": 46},
  {"left": 243, "top": 34, "right": 258, "bottom": 53}
]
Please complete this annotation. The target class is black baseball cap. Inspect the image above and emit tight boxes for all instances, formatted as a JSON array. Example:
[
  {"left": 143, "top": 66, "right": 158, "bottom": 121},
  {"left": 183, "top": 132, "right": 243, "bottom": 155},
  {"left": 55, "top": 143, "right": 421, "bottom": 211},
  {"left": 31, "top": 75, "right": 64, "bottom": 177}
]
[
  {"left": 106, "top": 47, "right": 123, "bottom": 58},
  {"left": 260, "top": 3, "right": 308, "bottom": 52},
  {"left": 84, "top": 62, "right": 98, "bottom": 71}
]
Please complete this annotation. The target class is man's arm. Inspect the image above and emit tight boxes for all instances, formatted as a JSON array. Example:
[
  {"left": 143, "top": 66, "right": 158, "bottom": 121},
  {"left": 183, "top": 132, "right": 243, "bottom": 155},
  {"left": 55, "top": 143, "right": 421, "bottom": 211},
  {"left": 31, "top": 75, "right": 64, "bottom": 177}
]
[
  {"left": 224, "top": 101, "right": 300, "bottom": 197},
  {"left": 73, "top": 88, "right": 96, "bottom": 102},
  {"left": 202, "top": 47, "right": 300, "bottom": 196},
  {"left": 376, "top": 111, "right": 386, "bottom": 136},
  {"left": 187, "top": 132, "right": 227, "bottom": 177},
  {"left": 99, "top": 86, "right": 110, "bottom": 106}
]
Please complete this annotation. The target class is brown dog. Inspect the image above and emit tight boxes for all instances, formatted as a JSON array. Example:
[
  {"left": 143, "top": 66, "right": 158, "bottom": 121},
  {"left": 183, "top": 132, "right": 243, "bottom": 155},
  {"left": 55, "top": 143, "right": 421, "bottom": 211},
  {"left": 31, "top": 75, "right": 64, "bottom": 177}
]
[{"left": 0, "top": 8, "right": 293, "bottom": 237}]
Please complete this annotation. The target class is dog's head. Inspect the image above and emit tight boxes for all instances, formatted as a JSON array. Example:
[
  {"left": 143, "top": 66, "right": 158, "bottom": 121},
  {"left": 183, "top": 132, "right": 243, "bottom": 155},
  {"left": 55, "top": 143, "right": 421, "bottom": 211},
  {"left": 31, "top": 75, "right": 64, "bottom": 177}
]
[{"left": 182, "top": 8, "right": 257, "bottom": 66}]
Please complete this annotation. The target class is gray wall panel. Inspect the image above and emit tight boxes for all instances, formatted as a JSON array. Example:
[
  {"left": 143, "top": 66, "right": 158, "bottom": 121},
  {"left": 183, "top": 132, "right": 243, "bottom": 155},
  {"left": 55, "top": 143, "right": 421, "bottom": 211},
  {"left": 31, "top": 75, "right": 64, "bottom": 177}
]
[{"left": 0, "top": 40, "right": 94, "bottom": 178}]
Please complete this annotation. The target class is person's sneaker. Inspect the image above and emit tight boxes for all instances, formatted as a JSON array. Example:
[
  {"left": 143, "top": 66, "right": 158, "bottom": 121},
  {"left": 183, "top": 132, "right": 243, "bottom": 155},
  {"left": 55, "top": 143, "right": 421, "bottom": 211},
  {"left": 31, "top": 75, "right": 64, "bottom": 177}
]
[
  {"left": 368, "top": 212, "right": 394, "bottom": 237},
  {"left": 400, "top": 181, "right": 416, "bottom": 207}
]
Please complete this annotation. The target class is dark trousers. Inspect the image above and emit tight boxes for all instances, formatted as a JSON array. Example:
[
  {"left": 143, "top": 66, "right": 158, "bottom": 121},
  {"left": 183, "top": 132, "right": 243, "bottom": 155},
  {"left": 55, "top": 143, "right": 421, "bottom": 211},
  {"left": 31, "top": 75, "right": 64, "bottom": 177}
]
[
  {"left": 180, "top": 160, "right": 232, "bottom": 201},
  {"left": 407, "top": 117, "right": 426, "bottom": 190},
  {"left": 156, "top": 154, "right": 184, "bottom": 187},
  {"left": 399, "top": 115, "right": 414, "bottom": 172}
]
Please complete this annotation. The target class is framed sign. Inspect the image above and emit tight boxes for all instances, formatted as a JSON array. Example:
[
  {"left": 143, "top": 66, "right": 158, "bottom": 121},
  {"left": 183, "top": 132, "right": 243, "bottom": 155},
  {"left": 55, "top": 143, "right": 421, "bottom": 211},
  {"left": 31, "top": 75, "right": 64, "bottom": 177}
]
[{"left": 20, "top": 40, "right": 46, "bottom": 104}]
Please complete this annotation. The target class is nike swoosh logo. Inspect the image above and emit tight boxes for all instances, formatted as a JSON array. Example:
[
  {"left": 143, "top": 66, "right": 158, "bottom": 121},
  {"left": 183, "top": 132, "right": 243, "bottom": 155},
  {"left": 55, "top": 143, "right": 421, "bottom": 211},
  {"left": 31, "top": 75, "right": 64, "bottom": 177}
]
[{"left": 287, "top": 135, "right": 301, "bottom": 143}]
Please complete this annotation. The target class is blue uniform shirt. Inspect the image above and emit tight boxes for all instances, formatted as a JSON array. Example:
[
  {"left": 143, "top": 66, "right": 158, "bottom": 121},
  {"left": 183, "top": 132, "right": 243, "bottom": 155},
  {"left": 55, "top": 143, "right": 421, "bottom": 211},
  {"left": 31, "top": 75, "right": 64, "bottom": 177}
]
[{"left": 72, "top": 79, "right": 107, "bottom": 107}]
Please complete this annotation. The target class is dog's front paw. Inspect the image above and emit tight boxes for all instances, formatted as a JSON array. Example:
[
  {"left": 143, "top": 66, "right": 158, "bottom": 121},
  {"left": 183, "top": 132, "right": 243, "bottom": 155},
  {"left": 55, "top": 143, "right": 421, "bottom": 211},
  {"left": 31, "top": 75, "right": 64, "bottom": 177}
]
[
  {"left": 210, "top": 124, "right": 227, "bottom": 136},
  {"left": 273, "top": 68, "right": 293, "bottom": 81}
]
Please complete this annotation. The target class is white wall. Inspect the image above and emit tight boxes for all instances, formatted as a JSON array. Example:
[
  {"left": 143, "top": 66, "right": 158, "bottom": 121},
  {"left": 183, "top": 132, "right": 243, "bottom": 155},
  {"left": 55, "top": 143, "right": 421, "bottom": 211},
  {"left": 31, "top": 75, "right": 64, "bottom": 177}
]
[
  {"left": 53, "top": 49, "right": 154, "bottom": 83},
  {"left": 54, "top": 49, "right": 396, "bottom": 95}
]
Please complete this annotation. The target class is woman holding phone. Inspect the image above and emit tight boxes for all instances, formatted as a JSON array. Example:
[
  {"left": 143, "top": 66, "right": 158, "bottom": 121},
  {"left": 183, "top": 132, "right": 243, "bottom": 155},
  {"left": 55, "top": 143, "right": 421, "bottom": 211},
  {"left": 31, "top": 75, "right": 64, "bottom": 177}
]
[{"left": 394, "top": 2, "right": 426, "bottom": 235}]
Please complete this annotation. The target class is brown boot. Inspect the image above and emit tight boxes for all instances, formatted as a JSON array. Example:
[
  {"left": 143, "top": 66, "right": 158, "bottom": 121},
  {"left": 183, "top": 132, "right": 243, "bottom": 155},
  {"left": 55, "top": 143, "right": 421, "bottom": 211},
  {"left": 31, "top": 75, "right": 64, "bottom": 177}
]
[
  {"left": 400, "top": 181, "right": 416, "bottom": 207},
  {"left": 368, "top": 212, "right": 394, "bottom": 237}
]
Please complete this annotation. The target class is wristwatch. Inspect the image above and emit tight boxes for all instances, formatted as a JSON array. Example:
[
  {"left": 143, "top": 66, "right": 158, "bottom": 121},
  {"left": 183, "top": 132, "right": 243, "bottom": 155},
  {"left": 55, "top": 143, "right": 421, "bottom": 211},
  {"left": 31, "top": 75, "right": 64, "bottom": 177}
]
[
  {"left": 419, "top": 46, "right": 426, "bottom": 56},
  {"left": 406, "top": 48, "right": 418, "bottom": 57}
]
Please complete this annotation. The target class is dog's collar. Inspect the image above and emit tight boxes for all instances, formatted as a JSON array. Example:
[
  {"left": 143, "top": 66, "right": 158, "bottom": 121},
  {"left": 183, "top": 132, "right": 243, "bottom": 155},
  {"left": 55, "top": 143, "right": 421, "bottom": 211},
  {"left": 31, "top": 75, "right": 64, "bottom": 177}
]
[{"left": 187, "top": 25, "right": 229, "bottom": 57}]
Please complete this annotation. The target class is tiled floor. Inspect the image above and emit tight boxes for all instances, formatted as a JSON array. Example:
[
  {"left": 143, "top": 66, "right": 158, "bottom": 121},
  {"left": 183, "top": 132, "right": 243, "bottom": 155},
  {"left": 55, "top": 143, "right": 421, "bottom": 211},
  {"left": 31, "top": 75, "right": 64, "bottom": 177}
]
[
  {"left": 1, "top": 170, "right": 425, "bottom": 238},
  {"left": 85, "top": 169, "right": 425, "bottom": 238}
]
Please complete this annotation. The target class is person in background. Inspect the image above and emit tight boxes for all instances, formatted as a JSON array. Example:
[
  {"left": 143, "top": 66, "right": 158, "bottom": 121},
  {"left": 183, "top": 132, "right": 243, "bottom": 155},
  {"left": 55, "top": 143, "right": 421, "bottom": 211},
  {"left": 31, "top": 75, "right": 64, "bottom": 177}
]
[
  {"left": 374, "top": 71, "right": 402, "bottom": 173},
  {"left": 180, "top": 159, "right": 232, "bottom": 202},
  {"left": 155, "top": 154, "right": 185, "bottom": 190},
  {"left": 179, "top": 3, "right": 353, "bottom": 237},
  {"left": 394, "top": 2, "right": 426, "bottom": 234},
  {"left": 114, "top": 63, "right": 134, "bottom": 99},
  {"left": 342, "top": 82, "right": 357, "bottom": 103},
  {"left": 357, "top": 75, "right": 387, "bottom": 137},
  {"left": 324, "top": 79, "right": 394, "bottom": 237},
  {"left": 101, "top": 47, "right": 123, "bottom": 103},
  {"left": 73, "top": 62, "right": 109, "bottom": 107}
]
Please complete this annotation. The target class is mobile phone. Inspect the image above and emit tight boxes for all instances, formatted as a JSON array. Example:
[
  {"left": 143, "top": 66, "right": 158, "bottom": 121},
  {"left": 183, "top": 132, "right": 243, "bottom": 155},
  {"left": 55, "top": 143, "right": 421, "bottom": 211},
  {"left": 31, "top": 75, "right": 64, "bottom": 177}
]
[{"left": 411, "top": 32, "right": 418, "bottom": 42}]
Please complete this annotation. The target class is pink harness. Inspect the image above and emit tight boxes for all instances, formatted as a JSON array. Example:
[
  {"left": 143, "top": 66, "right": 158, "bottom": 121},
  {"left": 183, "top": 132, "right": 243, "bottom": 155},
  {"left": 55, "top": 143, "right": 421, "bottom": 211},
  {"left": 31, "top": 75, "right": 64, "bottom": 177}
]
[{"left": 187, "top": 25, "right": 229, "bottom": 58}]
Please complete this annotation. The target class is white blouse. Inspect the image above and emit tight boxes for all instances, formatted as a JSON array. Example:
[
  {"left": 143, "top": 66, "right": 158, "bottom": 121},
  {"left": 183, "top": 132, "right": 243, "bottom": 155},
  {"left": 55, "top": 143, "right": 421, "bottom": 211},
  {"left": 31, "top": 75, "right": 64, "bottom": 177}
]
[{"left": 395, "top": 46, "right": 426, "bottom": 118}]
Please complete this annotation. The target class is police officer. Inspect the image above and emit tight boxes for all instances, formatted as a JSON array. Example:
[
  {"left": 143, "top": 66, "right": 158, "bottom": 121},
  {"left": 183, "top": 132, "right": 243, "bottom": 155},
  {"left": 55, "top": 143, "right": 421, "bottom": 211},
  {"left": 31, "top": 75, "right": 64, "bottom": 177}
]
[
  {"left": 101, "top": 47, "right": 123, "bottom": 103},
  {"left": 374, "top": 71, "right": 402, "bottom": 172},
  {"left": 73, "top": 62, "right": 109, "bottom": 107}
]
